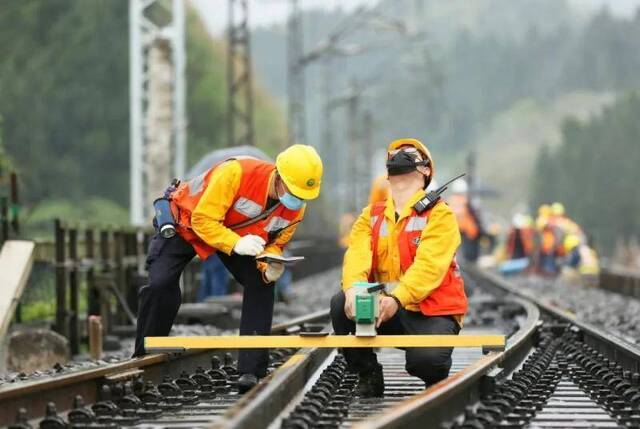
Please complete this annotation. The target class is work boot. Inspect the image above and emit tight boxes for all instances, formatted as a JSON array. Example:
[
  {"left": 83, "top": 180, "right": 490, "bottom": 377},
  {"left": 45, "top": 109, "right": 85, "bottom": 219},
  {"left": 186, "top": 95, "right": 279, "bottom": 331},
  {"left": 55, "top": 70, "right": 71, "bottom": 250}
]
[
  {"left": 236, "top": 374, "right": 258, "bottom": 394},
  {"left": 356, "top": 364, "right": 384, "bottom": 398}
]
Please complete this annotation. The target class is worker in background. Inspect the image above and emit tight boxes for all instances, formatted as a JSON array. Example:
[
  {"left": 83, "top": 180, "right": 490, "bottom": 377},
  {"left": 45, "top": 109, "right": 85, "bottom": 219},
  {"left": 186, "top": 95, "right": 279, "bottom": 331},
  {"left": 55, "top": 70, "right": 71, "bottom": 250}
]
[
  {"left": 331, "top": 138, "right": 467, "bottom": 397},
  {"left": 448, "top": 179, "right": 482, "bottom": 262},
  {"left": 368, "top": 173, "right": 391, "bottom": 205},
  {"left": 134, "top": 145, "right": 323, "bottom": 393},
  {"left": 338, "top": 212, "right": 356, "bottom": 249},
  {"left": 552, "top": 204, "right": 600, "bottom": 277},
  {"left": 197, "top": 255, "right": 231, "bottom": 300},
  {"left": 537, "top": 203, "right": 559, "bottom": 275},
  {"left": 535, "top": 204, "right": 551, "bottom": 230},
  {"left": 505, "top": 214, "right": 535, "bottom": 261},
  {"left": 577, "top": 240, "right": 600, "bottom": 276}
]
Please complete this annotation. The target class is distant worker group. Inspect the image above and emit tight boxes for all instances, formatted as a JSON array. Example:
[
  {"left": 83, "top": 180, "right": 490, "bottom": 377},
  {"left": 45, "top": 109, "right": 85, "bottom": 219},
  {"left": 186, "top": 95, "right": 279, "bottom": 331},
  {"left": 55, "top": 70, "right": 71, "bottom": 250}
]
[{"left": 503, "top": 202, "right": 599, "bottom": 277}]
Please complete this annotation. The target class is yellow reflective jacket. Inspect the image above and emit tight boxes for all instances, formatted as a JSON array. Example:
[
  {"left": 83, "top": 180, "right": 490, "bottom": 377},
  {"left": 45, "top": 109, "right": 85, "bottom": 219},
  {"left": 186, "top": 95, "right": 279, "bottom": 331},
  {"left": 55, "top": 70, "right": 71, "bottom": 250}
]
[
  {"left": 342, "top": 189, "right": 462, "bottom": 319},
  {"left": 190, "top": 160, "right": 304, "bottom": 257}
]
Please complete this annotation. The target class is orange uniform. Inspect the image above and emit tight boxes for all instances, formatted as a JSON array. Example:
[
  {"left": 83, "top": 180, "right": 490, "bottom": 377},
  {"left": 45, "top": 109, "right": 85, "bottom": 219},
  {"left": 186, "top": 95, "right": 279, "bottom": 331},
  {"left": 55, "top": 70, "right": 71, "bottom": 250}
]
[
  {"left": 448, "top": 194, "right": 479, "bottom": 240},
  {"left": 170, "top": 158, "right": 304, "bottom": 260},
  {"left": 369, "top": 201, "right": 467, "bottom": 316}
]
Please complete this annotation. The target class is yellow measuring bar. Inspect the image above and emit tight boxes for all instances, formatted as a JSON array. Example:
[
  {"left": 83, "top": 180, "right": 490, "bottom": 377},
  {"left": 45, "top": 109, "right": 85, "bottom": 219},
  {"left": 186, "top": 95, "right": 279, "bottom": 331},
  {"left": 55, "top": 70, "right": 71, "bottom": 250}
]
[{"left": 145, "top": 334, "right": 505, "bottom": 351}]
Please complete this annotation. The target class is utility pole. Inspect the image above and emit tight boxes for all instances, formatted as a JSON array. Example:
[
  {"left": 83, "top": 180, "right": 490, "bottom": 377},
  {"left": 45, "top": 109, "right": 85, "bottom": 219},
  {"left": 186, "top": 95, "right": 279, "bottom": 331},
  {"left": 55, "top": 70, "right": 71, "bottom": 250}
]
[
  {"left": 321, "top": 56, "right": 334, "bottom": 192},
  {"left": 227, "top": 0, "right": 255, "bottom": 147},
  {"left": 129, "top": 0, "right": 186, "bottom": 226},
  {"left": 467, "top": 149, "right": 476, "bottom": 197},
  {"left": 287, "top": 0, "right": 305, "bottom": 145},
  {"left": 361, "top": 110, "right": 373, "bottom": 207},
  {"left": 345, "top": 81, "right": 361, "bottom": 212}
]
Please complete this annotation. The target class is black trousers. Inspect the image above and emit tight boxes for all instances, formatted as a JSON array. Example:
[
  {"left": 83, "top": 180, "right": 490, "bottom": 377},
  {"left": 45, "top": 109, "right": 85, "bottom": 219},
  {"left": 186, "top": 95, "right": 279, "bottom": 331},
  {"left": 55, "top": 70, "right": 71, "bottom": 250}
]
[
  {"left": 330, "top": 291, "right": 460, "bottom": 385},
  {"left": 133, "top": 234, "right": 275, "bottom": 377}
]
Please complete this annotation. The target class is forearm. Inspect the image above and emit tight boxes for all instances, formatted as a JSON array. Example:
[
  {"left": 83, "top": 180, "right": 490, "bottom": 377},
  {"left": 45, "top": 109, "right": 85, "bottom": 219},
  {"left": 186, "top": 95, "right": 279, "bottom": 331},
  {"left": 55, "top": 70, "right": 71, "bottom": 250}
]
[{"left": 191, "top": 215, "right": 241, "bottom": 255}]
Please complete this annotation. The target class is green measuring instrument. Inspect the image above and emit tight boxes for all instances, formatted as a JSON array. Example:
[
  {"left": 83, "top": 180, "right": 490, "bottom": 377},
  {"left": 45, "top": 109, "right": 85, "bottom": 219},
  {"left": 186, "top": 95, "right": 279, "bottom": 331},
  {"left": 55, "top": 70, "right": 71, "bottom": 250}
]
[{"left": 353, "top": 282, "right": 386, "bottom": 337}]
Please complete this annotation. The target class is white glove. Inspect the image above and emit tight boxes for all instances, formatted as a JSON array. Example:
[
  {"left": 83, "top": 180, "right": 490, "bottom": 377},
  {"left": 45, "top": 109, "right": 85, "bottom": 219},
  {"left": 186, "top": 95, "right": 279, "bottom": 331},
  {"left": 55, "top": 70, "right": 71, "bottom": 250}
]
[
  {"left": 233, "top": 235, "right": 266, "bottom": 256},
  {"left": 264, "top": 262, "right": 285, "bottom": 283}
]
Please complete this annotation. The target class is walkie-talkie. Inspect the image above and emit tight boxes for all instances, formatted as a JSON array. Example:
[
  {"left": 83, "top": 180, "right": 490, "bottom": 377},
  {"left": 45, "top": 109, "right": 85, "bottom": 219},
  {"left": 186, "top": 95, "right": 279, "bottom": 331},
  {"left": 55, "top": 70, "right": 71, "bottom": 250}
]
[{"left": 413, "top": 173, "right": 467, "bottom": 214}]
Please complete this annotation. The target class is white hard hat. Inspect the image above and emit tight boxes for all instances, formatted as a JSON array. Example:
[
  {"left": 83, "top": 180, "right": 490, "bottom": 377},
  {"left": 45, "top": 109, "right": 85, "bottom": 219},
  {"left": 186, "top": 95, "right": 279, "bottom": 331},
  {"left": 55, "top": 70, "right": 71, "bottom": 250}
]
[
  {"left": 512, "top": 213, "right": 525, "bottom": 228},
  {"left": 451, "top": 179, "right": 468, "bottom": 194}
]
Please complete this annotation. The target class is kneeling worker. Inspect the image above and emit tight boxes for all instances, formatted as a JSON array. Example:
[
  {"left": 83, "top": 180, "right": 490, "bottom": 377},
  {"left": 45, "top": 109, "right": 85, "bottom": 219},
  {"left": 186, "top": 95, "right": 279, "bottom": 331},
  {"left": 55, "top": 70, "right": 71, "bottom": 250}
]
[
  {"left": 134, "top": 145, "right": 323, "bottom": 393},
  {"left": 330, "top": 138, "right": 467, "bottom": 397}
]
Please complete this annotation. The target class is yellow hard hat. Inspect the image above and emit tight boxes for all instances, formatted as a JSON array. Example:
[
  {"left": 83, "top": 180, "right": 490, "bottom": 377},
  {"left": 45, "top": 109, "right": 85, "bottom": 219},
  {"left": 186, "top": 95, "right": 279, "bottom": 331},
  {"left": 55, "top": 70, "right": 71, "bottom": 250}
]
[
  {"left": 276, "top": 144, "right": 323, "bottom": 200},
  {"left": 538, "top": 204, "right": 551, "bottom": 217},
  {"left": 551, "top": 202, "right": 565, "bottom": 216},
  {"left": 564, "top": 234, "right": 580, "bottom": 252},
  {"left": 387, "top": 138, "right": 435, "bottom": 178}
]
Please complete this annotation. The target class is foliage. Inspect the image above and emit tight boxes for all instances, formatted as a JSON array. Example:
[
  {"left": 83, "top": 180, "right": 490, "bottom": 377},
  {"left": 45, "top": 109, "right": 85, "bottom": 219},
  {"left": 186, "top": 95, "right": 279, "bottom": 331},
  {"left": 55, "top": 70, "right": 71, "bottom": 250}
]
[
  {"left": 252, "top": 4, "right": 640, "bottom": 153},
  {"left": 0, "top": 115, "right": 10, "bottom": 178},
  {"left": 0, "top": 1, "right": 286, "bottom": 214},
  {"left": 186, "top": 10, "right": 287, "bottom": 164},
  {"left": 529, "top": 93, "right": 640, "bottom": 252},
  {"left": 0, "top": 0, "right": 130, "bottom": 206}
]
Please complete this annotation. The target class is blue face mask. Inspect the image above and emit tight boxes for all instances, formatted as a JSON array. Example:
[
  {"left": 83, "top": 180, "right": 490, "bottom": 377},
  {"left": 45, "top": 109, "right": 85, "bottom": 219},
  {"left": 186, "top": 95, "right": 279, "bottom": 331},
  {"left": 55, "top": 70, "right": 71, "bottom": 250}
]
[{"left": 279, "top": 191, "right": 305, "bottom": 210}]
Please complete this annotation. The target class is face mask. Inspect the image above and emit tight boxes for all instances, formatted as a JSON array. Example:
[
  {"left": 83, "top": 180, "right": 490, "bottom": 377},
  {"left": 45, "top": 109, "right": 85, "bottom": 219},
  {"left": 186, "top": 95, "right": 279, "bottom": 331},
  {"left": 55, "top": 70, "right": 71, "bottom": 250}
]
[
  {"left": 386, "top": 151, "right": 422, "bottom": 176},
  {"left": 278, "top": 188, "right": 305, "bottom": 210}
]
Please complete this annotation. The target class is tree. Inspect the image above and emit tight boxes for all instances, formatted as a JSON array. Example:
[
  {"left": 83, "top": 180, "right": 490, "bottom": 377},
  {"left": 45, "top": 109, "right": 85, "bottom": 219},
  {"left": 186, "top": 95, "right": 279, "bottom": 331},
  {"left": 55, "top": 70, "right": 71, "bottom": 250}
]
[
  {"left": 0, "top": 1, "right": 286, "bottom": 216},
  {"left": 530, "top": 93, "right": 640, "bottom": 252}
]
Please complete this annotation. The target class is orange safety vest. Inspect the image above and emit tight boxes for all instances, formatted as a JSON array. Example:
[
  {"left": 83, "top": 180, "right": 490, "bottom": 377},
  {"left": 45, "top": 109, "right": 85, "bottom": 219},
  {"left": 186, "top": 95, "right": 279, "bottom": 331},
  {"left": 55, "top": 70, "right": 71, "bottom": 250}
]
[
  {"left": 506, "top": 227, "right": 535, "bottom": 258},
  {"left": 369, "top": 201, "right": 468, "bottom": 316},
  {"left": 448, "top": 194, "right": 479, "bottom": 240},
  {"left": 540, "top": 218, "right": 565, "bottom": 256},
  {"left": 169, "top": 157, "right": 303, "bottom": 260}
]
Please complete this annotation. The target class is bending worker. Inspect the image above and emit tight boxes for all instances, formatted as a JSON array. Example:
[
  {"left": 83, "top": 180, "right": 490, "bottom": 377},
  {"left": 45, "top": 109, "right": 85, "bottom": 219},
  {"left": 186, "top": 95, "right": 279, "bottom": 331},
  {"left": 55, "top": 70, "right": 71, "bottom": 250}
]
[
  {"left": 330, "top": 138, "right": 467, "bottom": 397},
  {"left": 134, "top": 145, "right": 323, "bottom": 393}
]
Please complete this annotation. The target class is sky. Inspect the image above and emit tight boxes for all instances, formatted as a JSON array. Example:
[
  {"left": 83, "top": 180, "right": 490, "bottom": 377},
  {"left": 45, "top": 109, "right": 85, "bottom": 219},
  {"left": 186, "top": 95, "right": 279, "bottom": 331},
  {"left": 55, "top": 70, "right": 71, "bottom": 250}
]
[{"left": 192, "top": 0, "right": 640, "bottom": 36}]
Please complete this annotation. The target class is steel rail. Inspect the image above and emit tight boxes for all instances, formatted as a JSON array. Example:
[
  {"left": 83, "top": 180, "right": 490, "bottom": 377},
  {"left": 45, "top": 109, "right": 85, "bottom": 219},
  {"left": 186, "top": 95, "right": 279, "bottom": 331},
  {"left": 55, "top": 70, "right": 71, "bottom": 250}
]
[
  {"left": 353, "top": 295, "right": 540, "bottom": 429},
  {"left": 209, "top": 311, "right": 334, "bottom": 429},
  {"left": 211, "top": 347, "right": 333, "bottom": 429},
  {"left": 356, "top": 266, "right": 640, "bottom": 429},
  {"left": 0, "top": 312, "right": 331, "bottom": 427},
  {"left": 468, "top": 265, "right": 640, "bottom": 373}
]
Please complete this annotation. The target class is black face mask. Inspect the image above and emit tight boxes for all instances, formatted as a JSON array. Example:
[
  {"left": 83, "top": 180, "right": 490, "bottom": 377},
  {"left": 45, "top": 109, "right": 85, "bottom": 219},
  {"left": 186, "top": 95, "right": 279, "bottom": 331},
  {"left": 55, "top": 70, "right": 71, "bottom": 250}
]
[{"left": 386, "top": 151, "right": 429, "bottom": 176}]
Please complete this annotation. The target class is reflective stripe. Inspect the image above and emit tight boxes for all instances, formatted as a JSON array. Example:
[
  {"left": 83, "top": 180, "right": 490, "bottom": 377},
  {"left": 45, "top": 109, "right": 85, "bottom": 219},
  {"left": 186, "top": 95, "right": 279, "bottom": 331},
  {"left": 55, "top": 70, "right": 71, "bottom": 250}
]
[
  {"left": 405, "top": 216, "right": 427, "bottom": 232},
  {"left": 188, "top": 173, "right": 206, "bottom": 197},
  {"left": 371, "top": 216, "right": 389, "bottom": 237},
  {"left": 233, "top": 197, "right": 263, "bottom": 218},
  {"left": 379, "top": 220, "right": 388, "bottom": 237},
  {"left": 264, "top": 216, "right": 290, "bottom": 232}
]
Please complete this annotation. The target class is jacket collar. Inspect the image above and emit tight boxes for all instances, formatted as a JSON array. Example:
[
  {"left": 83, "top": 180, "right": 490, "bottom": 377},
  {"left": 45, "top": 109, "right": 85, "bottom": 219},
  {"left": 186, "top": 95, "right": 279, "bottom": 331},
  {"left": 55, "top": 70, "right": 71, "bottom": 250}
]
[{"left": 384, "top": 189, "right": 424, "bottom": 222}]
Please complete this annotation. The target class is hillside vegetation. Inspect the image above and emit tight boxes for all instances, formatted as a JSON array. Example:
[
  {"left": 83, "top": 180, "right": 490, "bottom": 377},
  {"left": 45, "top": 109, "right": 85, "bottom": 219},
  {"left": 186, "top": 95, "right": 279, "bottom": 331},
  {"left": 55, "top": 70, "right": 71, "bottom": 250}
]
[
  {"left": 530, "top": 93, "right": 640, "bottom": 251},
  {"left": 0, "top": 0, "right": 286, "bottom": 226}
]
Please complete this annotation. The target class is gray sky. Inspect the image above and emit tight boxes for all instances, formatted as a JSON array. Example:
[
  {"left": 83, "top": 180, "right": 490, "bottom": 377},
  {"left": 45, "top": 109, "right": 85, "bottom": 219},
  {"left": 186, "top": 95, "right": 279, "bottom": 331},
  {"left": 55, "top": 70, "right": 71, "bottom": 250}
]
[
  {"left": 192, "top": 0, "right": 366, "bottom": 36},
  {"left": 192, "top": 0, "right": 640, "bottom": 36}
]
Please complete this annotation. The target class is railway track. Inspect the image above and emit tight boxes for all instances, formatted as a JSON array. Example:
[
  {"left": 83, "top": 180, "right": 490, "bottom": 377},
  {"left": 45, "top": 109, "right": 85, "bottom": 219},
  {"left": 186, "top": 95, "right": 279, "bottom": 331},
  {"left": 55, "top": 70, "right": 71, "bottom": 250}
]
[
  {"left": 2, "top": 311, "right": 330, "bottom": 429},
  {"left": 5, "top": 267, "right": 640, "bottom": 428}
]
